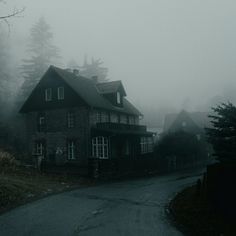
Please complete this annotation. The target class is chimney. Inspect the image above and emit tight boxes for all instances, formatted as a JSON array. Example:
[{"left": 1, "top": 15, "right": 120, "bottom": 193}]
[
  {"left": 73, "top": 69, "right": 79, "bottom": 76},
  {"left": 91, "top": 75, "right": 98, "bottom": 83}
]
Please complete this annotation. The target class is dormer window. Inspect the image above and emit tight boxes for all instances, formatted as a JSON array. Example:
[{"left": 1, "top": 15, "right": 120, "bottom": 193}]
[
  {"left": 45, "top": 88, "right": 52, "bottom": 101},
  {"left": 57, "top": 87, "right": 64, "bottom": 100},
  {"left": 117, "top": 92, "right": 121, "bottom": 104}
]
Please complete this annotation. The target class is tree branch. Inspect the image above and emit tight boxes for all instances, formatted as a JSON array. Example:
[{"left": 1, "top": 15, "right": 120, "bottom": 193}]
[{"left": 0, "top": 7, "right": 25, "bottom": 20}]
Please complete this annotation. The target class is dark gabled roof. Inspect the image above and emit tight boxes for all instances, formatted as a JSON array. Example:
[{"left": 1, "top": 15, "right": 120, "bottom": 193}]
[
  {"left": 163, "top": 113, "right": 177, "bottom": 132},
  {"left": 163, "top": 110, "right": 211, "bottom": 133},
  {"left": 23, "top": 66, "right": 141, "bottom": 116},
  {"left": 96, "top": 81, "right": 127, "bottom": 96}
]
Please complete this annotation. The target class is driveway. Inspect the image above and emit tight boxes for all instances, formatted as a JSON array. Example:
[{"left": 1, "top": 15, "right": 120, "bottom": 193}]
[{"left": 0, "top": 168, "right": 204, "bottom": 236}]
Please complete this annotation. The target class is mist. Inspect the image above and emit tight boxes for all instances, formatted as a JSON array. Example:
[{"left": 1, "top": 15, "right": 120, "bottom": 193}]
[{"left": 2, "top": 0, "right": 236, "bottom": 126}]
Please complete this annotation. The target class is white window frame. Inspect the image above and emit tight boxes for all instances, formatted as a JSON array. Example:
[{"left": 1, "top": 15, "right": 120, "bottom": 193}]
[
  {"left": 147, "top": 137, "right": 154, "bottom": 153},
  {"left": 67, "top": 111, "right": 75, "bottom": 128},
  {"left": 68, "top": 140, "right": 76, "bottom": 160},
  {"left": 92, "top": 136, "right": 109, "bottom": 159},
  {"left": 117, "top": 92, "right": 121, "bottom": 104},
  {"left": 38, "top": 113, "right": 46, "bottom": 132},
  {"left": 57, "top": 87, "right": 64, "bottom": 100},
  {"left": 39, "top": 116, "right": 45, "bottom": 125},
  {"left": 140, "top": 137, "right": 154, "bottom": 154},
  {"left": 45, "top": 88, "right": 52, "bottom": 101},
  {"left": 96, "top": 111, "right": 101, "bottom": 123},
  {"left": 35, "top": 141, "right": 45, "bottom": 157}
]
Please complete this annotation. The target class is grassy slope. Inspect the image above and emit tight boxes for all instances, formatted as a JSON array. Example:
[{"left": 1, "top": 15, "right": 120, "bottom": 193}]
[
  {"left": 0, "top": 167, "right": 93, "bottom": 213},
  {"left": 170, "top": 185, "right": 236, "bottom": 236}
]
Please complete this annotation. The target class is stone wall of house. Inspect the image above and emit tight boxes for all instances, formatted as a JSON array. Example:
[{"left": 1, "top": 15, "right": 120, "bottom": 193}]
[{"left": 25, "top": 106, "right": 90, "bottom": 166}]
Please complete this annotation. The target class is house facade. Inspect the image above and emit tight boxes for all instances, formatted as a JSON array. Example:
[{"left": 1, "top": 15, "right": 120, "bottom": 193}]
[
  {"left": 160, "top": 110, "right": 211, "bottom": 171},
  {"left": 163, "top": 110, "right": 211, "bottom": 139},
  {"left": 20, "top": 66, "right": 154, "bottom": 172}
]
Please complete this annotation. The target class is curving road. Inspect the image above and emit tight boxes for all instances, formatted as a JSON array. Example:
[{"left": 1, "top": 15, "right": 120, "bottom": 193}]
[{"left": 0, "top": 169, "right": 204, "bottom": 236}]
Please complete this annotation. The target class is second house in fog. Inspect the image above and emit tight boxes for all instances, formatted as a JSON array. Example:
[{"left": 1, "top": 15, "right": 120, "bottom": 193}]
[{"left": 20, "top": 66, "right": 154, "bottom": 171}]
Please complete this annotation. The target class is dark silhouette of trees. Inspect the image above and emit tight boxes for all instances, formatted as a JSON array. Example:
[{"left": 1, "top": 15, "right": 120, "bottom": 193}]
[
  {"left": 206, "top": 103, "right": 236, "bottom": 163},
  {"left": 0, "top": 27, "right": 15, "bottom": 120},
  {"left": 20, "top": 17, "right": 60, "bottom": 101},
  {"left": 156, "top": 131, "right": 207, "bottom": 159},
  {"left": 79, "top": 56, "right": 108, "bottom": 82}
]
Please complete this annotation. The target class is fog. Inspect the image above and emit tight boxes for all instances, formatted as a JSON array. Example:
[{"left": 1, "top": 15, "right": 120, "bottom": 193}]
[{"left": 3, "top": 0, "right": 236, "bottom": 126}]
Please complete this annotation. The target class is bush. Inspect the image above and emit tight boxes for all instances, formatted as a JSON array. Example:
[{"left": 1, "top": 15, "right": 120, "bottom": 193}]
[
  {"left": 155, "top": 131, "right": 208, "bottom": 170},
  {"left": 0, "top": 150, "right": 18, "bottom": 173}
]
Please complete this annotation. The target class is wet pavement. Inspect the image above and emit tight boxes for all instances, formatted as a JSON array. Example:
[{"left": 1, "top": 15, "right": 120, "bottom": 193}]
[{"left": 0, "top": 168, "right": 204, "bottom": 236}]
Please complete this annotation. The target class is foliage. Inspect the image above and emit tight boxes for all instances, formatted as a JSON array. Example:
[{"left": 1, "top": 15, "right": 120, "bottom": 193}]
[
  {"left": 20, "top": 17, "right": 60, "bottom": 101},
  {"left": 0, "top": 122, "right": 27, "bottom": 157},
  {"left": 155, "top": 131, "right": 207, "bottom": 159},
  {"left": 0, "top": 27, "right": 16, "bottom": 120},
  {"left": 0, "top": 150, "right": 17, "bottom": 173},
  {"left": 206, "top": 102, "right": 236, "bottom": 163}
]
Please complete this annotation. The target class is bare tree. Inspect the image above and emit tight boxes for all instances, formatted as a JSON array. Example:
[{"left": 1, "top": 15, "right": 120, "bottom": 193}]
[{"left": 0, "top": 1, "right": 25, "bottom": 27}]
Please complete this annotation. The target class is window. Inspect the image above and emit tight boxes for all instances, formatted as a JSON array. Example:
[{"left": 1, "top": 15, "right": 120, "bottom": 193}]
[
  {"left": 196, "top": 134, "right": 201, "bottom": 141},
  {"left": 134, "top": 116, "right": 139, "bottom": 125},
  {"left": 117, "top": 92, "right": 121, "bottom": 104},
  {"left": 125, "top": 140, "right": 130, "bottom": 155},
  {"left": 57, "top": 87, "right": 64, "bottom": 100},
  {"left": 67, "top": 111, "right": 75, "bottom": 128},
  {"left": 129, "top": 116, "right": 135, "bottom": 125},
  {"left": 101, "top": 112, "right": 109, "bottom": 123},
  {"left": 67, "top": 140, "right": 76, "bottom": 160},
  {"left": 96, "top": 111, "right": 101, "bottom": 123},
  {"left": 37, "top": 113, "right": 46, "bottom": 132},
  {"left": 120, "top": 114, "right": 128, "bottom": 124},
  {"left": 140, "top": 137, "right": 154, "bottom": 154},
  {"left": 45, "top": 88, "right": 52, "bottom": 101},
  {"left": 92, "top": 136, "right": 109, "bottom": 159},
  {"left": 95, "top": 111, "right": 109, "bottom": 123},
  {"left": 110, "top": 113, "right": 118, "bottom": 123},
  {"left": 147, "top": 137, "right": 154, "bottom": 153},
  {"left": 34, "top": 140, "right": 45, "bottom": 157}
]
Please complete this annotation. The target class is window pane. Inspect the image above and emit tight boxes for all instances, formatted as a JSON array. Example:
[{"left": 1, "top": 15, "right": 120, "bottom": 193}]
[
  {"left": 91, "top": 137, "right": 109, "bottom": 159},
  {"left": 117, "top": 92, "right": 121, "bottom": 104},
  {"left": 68, "top": 140, "right": 76, "bottom": 159},
  {"left": 58, "top": 87, "right": 64, "bottom": 100},
  {"left": 67, "top": 111, "right": 75, "bottom": 128},
  {"left": 101, "top": 112, "right": 109, "bottom": 123},
  {"left": 110, "top": 113, "right": 118, "bottom": 123},
  {"left": 120, "top": 114, "right": 127, "bottom": 124},
  {"left": 45, "top": 88, "right": 52, "bottom": 101}
]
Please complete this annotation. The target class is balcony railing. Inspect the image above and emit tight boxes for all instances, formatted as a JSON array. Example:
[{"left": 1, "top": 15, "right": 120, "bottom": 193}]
[{"left": 95, "top": 122, "right": 147, "bottom": 132}]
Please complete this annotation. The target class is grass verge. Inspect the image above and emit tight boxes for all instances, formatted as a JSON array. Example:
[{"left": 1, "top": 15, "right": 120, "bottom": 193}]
[
  {"left": 0, "top": 166, "right": 94, "bottom": 214},
  {"left": 169, "top": 185, "right": 236, "bottom": 236}
]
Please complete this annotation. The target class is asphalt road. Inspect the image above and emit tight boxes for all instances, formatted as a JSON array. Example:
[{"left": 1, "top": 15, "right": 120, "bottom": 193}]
[{"left": 0, "top": 169, "right": 204, "bottom": 236}]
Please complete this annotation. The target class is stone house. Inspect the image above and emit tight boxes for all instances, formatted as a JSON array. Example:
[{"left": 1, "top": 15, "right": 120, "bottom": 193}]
[{"left": 20, "top": 66, "right": 154, "bottom": 172}]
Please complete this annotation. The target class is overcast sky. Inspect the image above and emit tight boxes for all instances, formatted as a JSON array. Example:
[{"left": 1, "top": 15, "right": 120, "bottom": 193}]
[{"left": 5, "top": 0, "right": 236, "bottom": 111}]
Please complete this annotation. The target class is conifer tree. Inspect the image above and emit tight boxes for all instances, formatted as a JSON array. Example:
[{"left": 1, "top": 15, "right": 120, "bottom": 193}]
[
  {"left": 206, "top": 103, "right": 236, "bottom": 163},
  {"left": 79, "top": 56, "right": 108, "bottom": 82},
  {"left": 20, "top": 17, "right": 59, "bottom": 100}
]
